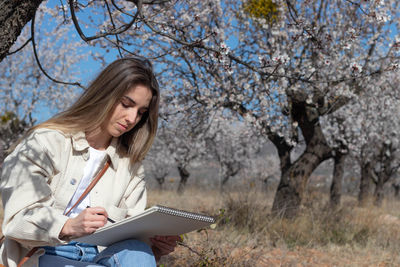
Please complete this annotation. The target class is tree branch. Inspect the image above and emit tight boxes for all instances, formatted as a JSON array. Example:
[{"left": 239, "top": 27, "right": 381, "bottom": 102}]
[
  {"left": 6, "top": 37, "right": 32, "bottom": 56},
  {"left": 68, "top": 0, "right": 141, "bottom": 42},
  {"left": 105, "top": 0, "right": 123, "bottom": 57},
  {"left": 31, "top": 10, "right": 84, "bottom": 88}
]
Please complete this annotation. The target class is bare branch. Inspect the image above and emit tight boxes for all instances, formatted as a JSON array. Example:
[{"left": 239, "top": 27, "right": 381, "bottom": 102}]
[
  {"left": 143, "top": 18, "right": 271, "bottom": 76},
  {"left": 104, "top": 0, "right": 123, "bottom": 57},
  {"left": 343, "top": 0, "right": 369, "bottom": 15},
  {"left": 68, "top": 0, "right": 141, "bottom": 42},
  {"left": 6, "top": 38, "right": 32, "bottom": 56},
  {"left": 31, "top": 10, "right": 84, "bottom": 88}
]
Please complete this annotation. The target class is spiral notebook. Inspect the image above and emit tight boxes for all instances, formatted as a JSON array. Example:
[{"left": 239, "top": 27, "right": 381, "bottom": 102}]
[{"left": 74, "top": 205, "right": 215, "bottom": 246}]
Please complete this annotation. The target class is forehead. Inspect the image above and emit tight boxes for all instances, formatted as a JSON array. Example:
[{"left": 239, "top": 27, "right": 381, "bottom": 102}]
[{"left": 123, "top": 84, "right": 152, "bottom": 106}]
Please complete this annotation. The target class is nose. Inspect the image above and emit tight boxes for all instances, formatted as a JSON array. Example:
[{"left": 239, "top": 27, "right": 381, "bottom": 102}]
[{"left": 126, "top": 109, "right": 139, "bottom": 125}]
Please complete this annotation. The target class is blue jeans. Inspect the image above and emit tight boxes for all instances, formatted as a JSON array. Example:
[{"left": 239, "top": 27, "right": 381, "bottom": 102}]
[{"left": 39, "top": 240, "right": 156, "bottom": 267}]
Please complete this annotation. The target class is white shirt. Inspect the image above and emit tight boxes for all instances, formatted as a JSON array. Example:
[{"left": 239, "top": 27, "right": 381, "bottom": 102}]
[{"left": 65, "top": 147, "right": 106, "bottom": 218}]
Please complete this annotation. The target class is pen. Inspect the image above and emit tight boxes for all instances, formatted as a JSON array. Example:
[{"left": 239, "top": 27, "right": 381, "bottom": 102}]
[{"left": 86, "top": 206, "right": 115, "bottom": 223}]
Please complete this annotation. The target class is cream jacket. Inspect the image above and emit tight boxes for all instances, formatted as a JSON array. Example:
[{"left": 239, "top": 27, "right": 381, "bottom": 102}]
[{"left": 0, "top": 129, "right": 147, "bottom": 267}]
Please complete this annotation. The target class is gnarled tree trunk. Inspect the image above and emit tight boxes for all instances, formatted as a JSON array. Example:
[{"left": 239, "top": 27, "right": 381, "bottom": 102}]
[
  {"left": 272, "top": 141, "right": 331, "bottom": 218},
  {"left": 271, "top": 99, "right": 332, "bottom": 218},
  {"left": 0, "top": 0, "right": 43, "bottom": 62}
]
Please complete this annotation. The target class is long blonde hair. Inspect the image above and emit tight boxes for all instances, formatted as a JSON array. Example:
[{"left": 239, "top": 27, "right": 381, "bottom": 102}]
[{"left": 23, "top": 57, "right": 160, "bottom": 164}]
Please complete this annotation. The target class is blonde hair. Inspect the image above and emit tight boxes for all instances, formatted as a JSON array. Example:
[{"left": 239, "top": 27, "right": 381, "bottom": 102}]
[{"left": 23, "top": 57, "right": 160, "bottom": 164}]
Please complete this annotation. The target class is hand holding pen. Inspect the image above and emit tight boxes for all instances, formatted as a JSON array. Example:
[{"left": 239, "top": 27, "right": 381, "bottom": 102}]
[
  {"left": 86, "top": 206, "right": 115, "bottom": 223},
  {"left": 59, "top": 206, "right": 114, "bottom": 240}
]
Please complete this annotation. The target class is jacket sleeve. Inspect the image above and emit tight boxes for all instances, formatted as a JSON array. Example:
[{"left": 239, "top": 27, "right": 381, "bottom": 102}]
[
  {"left": 0, "top": 130, "right": 69, "bottom": 247},
  {"left": 120, "top": 164, "right": 147, "bottom": 218}
]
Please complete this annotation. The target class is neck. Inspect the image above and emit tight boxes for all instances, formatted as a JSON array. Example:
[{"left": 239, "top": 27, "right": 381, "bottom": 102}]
[{"left": 85, "top": 128, "right": 112, "bottom": 150}]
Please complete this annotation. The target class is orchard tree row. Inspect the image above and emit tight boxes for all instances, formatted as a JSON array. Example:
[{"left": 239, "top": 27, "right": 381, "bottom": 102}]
[{"left": 1, "top": 0, "right": 399, "bottom": 217}]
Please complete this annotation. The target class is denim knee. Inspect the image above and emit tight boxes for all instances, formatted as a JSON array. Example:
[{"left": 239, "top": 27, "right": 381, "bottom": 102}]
[{"left": 95, "top": 239, "right": 156, "bottom": 267}]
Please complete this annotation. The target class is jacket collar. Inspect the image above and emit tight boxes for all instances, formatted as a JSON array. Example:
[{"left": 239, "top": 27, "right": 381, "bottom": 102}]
[{"left": 70, "top": 131, "right": 120, "bottom": 169}]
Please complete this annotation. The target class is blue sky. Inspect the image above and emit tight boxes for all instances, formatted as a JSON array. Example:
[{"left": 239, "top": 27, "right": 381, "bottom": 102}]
[
  {"left": 32, "top": 1, "right": 124, "bottom": 122},
  {"left": 22, "top": 0, "right": 400, "bottom": 124}
]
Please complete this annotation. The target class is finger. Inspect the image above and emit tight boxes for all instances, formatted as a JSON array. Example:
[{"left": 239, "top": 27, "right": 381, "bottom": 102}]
[
  {"left": 165, "top": 235, "right": 182, "bottom": 242},
  {"left": 88, "top": 207, "right": 109, "bottom": 217},
  {"left": 153, "top": 236, "right": 180, "bottom": 247},
  {"left": 151, "top": 245, "right": 173, "bottom": 256},
  {"left": 150, "top": 238, "right": 171, "bottom": 249},
  {"left": 73, "top": 223, "right": 100, "bottom": 237},
  {"left": 155, "top": 235, "right": 181, "bottom": 243},
  {"left": 82, "top": 211, "right": 108, "bottom": 225},
  {"left": 153, "top": 235, "right": 165, "bottom": 241},
  {"left": 82, "top": 219, "right": 107, "bottom": 229},
  {"left": 161, "top": 238, "right": 179, "bottom": 247},
  {"left": 151, "top": 239, "right": 175, "bottom": 254},
  {"left": 92, "top": 213, "right": 108, "bottom": 224}
]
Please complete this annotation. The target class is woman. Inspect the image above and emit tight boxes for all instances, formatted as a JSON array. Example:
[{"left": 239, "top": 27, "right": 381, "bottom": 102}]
[{"left": 0, "top": 57, "right": 180, "bottom": 267}]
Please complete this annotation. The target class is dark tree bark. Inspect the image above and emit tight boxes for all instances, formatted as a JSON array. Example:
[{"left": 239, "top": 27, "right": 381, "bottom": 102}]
[
  {"left": 220, "top": 161, "right": 240, "bottom": 191},
  {"left": 373, "top": 146, "right": 395, "bottom": 206},
  {"left": 177, "top": 165, "right": 190, "bottom": 194},
  {"left": 271, "top": 98, "right": 332, "bottom": 218},
  {"left": 330, "top": 152, "right": 346, "bottom": 209},
  {"left": 373, "top": 178, "right": 386, "bottom": 207},
  {"left": 358, "top": 161, "right": 373, "bottom": 206},
  {"left": 0, "top": 0, "right": 43, "bottom": 62},
  {"left": 155, "top": 175, "right": 165, "bottom": 190},
  {"left": 393, "top": 183, "right": 400, "bottom": 198}
]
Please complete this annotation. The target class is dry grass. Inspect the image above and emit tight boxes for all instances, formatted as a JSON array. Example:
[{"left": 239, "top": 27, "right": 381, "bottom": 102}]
[
  {"left": 0, "top": 187, "right": 399, "bottom": 266},
  {"left": 149, "top": 187, "right": 400, "bottom": 266}
]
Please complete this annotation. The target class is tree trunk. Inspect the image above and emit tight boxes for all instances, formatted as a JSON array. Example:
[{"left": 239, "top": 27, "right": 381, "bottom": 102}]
[
  {"left": 0, "top": 0, "right": 43, "bottom": 62},
  {"left": 373, "top": 146, "right": 395, "bottom": 206},
  {"left": 271, "top": 125, "right": 331, "bottom": 217},
  {"left": 393, "top": 183, "right": 400, "bottom": 199},
  {"left": 155, "top": 176, "right": 165, "bottom": 190},
  {"left": 358, "top": 162, "right": 373, "bottom": 206},
  {"left": 330, "top": 152, "right": 345, "bottom": 209},
  {"left": 220, "top": 162, "right": 240, "bottom": 192},
  {"left": 177, "top": 165, "right": 190, "bottom": 194},
  {"left": 272, "top": 147, "right": 330, "bottom": 218},
  {"left": 373, "top": 179, "right": 385, "bottom": 207},
  {"left": 271, "top": 99, "right": 332, "bottom": 218}
]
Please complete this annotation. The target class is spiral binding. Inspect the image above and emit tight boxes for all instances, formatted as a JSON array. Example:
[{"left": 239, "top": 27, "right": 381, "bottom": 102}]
[{"left": 154, "top": 205, "right": 215, "bottom": 223}]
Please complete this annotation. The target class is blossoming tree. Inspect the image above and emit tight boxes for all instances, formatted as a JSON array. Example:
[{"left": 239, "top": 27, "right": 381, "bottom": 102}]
[
  {"left": 125, "top": 0, "right": 399, "bottom": 216},
  {"left": 2, "top": 0, "right": 400, "bottom": 217}
]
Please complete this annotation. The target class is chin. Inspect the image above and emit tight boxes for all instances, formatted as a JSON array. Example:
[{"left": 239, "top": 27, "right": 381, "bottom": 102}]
[{"left": 109, "top": 130, "right": 123, "bottom": 138}]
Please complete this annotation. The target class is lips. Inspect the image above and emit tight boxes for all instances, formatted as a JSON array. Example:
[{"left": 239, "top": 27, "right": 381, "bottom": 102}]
[{"left": 117, "top": 123, "right": 128, "bottom": 131}]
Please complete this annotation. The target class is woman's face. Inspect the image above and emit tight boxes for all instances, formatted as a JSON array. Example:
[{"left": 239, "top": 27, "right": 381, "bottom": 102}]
[{"left": 102, "top": 84, "right": 152, "bottom": 139}]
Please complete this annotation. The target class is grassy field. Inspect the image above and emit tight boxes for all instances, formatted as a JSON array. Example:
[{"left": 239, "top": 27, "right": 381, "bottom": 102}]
[
  {"left": 148, "top": 187, "right": 400, "bottom": 266},
  {"left": 0, "top": 187, "right": 399, "bottom": 266}
]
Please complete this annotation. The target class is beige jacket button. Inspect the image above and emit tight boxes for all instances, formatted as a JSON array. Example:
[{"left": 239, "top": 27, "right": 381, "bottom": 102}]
[{"left": 70, "top": 178, "right": 77, "bottom": 185}]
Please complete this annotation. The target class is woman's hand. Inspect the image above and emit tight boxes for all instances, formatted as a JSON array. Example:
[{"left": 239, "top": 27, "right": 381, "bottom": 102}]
[
  {"left": 150, "top": 235, "right": 181, "bottom": 261},
  {"left": 59, "top": 207, "right": 108, "bottom": 240}
]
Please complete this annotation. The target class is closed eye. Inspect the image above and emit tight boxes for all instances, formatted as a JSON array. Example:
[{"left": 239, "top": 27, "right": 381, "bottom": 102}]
[
  {"left": 120, "top": 96, "right": 149, "bottom": 115},
  {"left": 121, "top": 97, "right": 133, "bottom": 108}
]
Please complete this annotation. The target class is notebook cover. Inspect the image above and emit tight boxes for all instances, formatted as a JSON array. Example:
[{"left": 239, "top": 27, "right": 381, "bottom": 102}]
[{"left": 74, "top": 205, "right": 215, "bottom": 246}]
